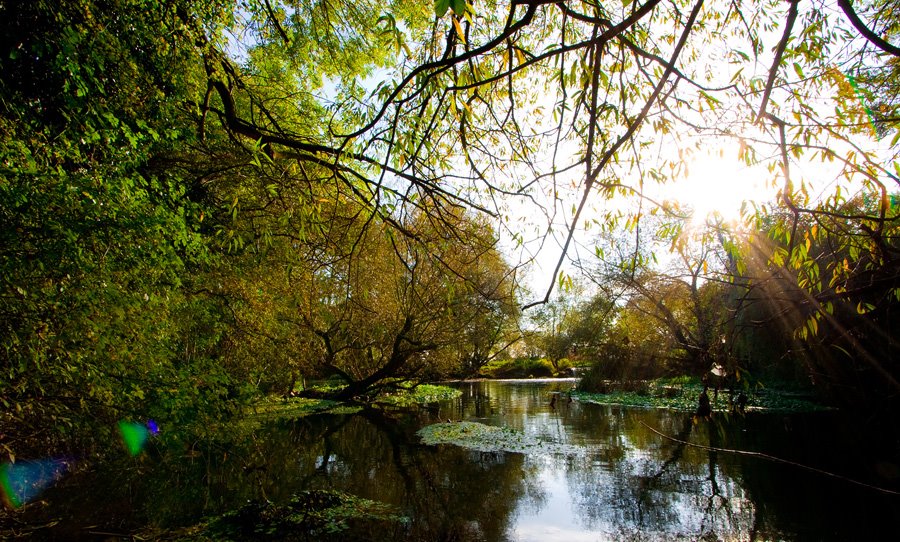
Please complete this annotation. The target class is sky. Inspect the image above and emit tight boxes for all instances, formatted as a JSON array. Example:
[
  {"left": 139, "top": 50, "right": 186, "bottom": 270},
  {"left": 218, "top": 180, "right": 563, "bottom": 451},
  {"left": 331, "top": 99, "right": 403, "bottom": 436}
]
[{"left": 218, "top": 0, "right": 898, "bottom": 307}]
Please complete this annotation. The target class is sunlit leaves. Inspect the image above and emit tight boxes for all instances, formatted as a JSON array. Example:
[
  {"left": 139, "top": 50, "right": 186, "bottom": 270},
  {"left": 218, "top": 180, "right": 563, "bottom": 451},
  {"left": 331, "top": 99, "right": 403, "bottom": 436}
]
[{"left": 5, "top": 0, "right": 900, "bottom": 451}]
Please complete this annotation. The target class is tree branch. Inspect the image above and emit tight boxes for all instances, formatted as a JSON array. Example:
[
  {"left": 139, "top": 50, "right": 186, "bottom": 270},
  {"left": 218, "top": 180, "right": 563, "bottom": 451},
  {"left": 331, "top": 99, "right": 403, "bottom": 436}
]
[
  {"left": 756, "top": 0, "right": 799, "bottom": 122},
  {"left": 524, "top": 0, "right": 703, "bottom": 309},
  {"left": 837, "top": 0, "right": 900, "bottom": 58},
  {"left": 641, "top": 421, "right": 900, "bottom": 496}
]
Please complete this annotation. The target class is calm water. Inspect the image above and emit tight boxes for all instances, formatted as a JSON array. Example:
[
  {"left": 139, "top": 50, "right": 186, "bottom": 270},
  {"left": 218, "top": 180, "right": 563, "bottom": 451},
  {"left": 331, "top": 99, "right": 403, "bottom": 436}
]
[{"left": 14, "top": 380, "right": 900, "bottom": 540}]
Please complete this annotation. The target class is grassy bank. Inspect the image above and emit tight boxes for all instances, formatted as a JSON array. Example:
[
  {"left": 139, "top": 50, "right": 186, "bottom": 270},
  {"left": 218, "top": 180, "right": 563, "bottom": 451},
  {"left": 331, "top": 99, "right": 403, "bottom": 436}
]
[
  {"left": 250, "top": 383, "right": 461, "bottom": 421},
  {"left": 574, "top": 376, "right": 831, "bottom": 413}
]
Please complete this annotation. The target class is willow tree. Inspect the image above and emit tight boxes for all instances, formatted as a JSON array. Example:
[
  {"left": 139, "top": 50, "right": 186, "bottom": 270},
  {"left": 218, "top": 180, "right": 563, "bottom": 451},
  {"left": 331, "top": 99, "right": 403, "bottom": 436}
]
[
  {"left": 4, "top": 0, "right": 900, "bottom": 449},
  {"left": 193, "top": 1, "right": 898, "bottom": 317},
  {"left": 271, "top": 204, "right": 521, "bottom": 400}
]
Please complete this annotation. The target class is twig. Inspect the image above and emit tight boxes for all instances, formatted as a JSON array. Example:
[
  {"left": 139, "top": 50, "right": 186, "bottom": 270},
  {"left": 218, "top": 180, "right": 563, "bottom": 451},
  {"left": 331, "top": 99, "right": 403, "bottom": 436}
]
[
  {"left": 523, "top": 0, "right": 699, "bottom": 310},
  {"left": 640, "top": 421, "right": 900, "bottom": 496}
]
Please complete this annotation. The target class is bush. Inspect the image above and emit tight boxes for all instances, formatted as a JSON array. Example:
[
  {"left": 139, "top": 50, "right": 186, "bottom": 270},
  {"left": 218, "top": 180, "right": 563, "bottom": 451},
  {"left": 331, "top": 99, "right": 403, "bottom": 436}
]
[
  {"left": 482, "top": 357, "right": 555, "bottom": 378},
  {"left": 576, "top": 341, "right": 673, "bottom": 392}
]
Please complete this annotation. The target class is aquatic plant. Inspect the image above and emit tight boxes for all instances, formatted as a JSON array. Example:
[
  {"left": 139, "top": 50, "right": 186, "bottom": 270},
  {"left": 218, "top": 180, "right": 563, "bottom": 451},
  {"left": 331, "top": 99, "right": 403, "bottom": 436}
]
[
  {"left": 417, "top": 421, "right": 583, "bottom": 455},
  {"left": 250, "top": 397, "right": 354, "bottom": 421},
  {"left": 194, "top": 490, "right": 406, "bottom": 541},
  {"left": 377, "top": 384, "right": 462, "bottom": 407},
  {"left": 574, "top": 378, "right": 830, "bottom": 413}
]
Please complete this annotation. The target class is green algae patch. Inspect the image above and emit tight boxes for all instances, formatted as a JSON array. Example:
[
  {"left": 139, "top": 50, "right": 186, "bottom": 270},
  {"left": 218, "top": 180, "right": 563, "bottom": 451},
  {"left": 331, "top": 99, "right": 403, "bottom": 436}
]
[
  {"left": 417, "top": 421, "right": 582, "bottom": 455},
  {"left": 161, "top": 490, "right": 407, "bottom": 541},
  {"left": 250, "top": 397, "right": 361, "bottom": 422},
  {"left": 248, "top": 383, "right": 459, "bottom": 424}
]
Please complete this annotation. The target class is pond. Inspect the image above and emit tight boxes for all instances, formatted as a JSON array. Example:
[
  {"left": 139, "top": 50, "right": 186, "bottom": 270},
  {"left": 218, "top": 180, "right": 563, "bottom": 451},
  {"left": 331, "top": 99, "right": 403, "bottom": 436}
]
[{"left": 10, "top": 379, "right": 900, "bottom": 540}]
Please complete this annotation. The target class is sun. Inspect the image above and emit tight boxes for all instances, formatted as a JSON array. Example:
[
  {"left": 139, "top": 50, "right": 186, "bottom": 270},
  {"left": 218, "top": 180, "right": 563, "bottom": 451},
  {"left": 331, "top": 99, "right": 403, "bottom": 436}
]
[{"left": 660, "top": 150, "right": 769, "bottom": 226}]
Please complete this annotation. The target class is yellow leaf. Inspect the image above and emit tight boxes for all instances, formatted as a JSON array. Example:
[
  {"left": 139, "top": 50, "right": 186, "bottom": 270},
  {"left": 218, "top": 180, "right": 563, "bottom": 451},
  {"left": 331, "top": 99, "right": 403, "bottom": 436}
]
[
  {"left": 515, "top": 47, "right": 526, "bottom": 65},
  {"left": 452, "top": 17, "right": 465, "bottom": 43}
]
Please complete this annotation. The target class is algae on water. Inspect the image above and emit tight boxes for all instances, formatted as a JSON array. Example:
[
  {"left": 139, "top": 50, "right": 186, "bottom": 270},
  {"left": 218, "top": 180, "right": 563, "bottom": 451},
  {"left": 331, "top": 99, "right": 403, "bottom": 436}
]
[
  {"left": 417, "top": 421, "right": 583, "bottom": 455},
  {"left": 199, "top": 490, "right": 407, "bottom": 541}
]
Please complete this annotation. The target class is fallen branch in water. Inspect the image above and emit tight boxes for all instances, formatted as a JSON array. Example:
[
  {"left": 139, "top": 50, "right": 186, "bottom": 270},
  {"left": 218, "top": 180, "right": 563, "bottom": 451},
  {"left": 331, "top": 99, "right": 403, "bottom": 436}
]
[{"left": 640, "top": 421, "right": 900, "bottom": 496}]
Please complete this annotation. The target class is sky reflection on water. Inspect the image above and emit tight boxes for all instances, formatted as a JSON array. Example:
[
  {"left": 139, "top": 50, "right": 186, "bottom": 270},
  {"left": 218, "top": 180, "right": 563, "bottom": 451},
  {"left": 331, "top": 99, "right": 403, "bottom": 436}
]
[
  {"left": 11, "top": 379, "right": 900, "bottom": 541},
  {"left": 443, "top": 379, "right": 897, "bottom": 541}
]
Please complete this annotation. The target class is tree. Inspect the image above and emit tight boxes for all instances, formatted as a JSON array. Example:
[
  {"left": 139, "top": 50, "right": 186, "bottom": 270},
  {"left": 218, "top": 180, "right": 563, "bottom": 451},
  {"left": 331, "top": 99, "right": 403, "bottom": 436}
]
[
  {"left": 726, "top": 193, "right": 900, "bottom": 406},
  {"left": 182, "top": 1, "right": 899, "bottom": 388},
  {"left": 529, "top": 289, "right": 578, "bottom": 372},
  {"left": 5, "top": 0, "right": 900, "bottom": 453},
  {"left": 214, "top": 198, "right": 522, "bottom": 401},
  {"left": 583, "top": 214, "right": 736, "bottom": 375},
  {"left": 0, "top": 0, "right": 233, "bottom": 451}
]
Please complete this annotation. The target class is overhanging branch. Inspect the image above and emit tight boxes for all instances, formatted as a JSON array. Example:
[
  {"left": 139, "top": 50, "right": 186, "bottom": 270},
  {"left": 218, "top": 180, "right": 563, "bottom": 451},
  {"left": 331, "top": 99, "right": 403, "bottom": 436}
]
[{"left": 837, "top": 0, "right": 900, "bottom": 58}]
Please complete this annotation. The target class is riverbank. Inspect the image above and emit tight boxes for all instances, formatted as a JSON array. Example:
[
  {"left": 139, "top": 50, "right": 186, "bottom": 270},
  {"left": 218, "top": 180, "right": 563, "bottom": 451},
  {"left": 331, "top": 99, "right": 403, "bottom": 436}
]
[
  {"left": 250, "top": 383, "right": 462, "bottom": 421},
  {"left": 476, "top": 357, "right": 584, "bottom": 379},
  {"left": 5, "top": 379, "right": 894, "bottom": 542},
  {"left": 574, "top": 377, "right": 831, "bottom": 413}
]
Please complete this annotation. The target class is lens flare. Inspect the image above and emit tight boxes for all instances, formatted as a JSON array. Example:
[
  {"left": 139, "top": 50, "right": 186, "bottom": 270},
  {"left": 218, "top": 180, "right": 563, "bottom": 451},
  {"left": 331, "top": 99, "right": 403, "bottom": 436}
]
[
  {"left": 1, "top": 459, "right": 70, "bottom": 508},
  {"left": 118, "top": 420, "right": 150, "bottom": 456},
  {"left": 843, "top": 71, "right": 878, "bottom": 137}
]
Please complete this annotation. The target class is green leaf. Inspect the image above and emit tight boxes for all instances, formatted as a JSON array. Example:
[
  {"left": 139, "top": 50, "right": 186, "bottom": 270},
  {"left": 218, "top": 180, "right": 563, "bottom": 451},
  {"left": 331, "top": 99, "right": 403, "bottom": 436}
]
[{"left": 435, "top": 0, "right": 451, "bottom": 17}]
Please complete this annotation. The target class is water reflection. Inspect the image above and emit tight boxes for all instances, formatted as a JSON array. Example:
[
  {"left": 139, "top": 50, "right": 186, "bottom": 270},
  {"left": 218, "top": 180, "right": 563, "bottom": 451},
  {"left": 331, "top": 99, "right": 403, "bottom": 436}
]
[
  {"left": 442, "top": 380, "right": 900, "bottom": 541},
  {"left": 12, "top": 380, "right": 900, "bottom": 541}
]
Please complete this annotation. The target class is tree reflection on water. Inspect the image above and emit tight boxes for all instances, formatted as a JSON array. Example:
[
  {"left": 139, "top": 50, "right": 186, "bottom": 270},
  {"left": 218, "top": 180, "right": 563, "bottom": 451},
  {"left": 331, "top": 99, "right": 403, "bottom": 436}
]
[{"left": 12, "top": 380, "right": 900, "bottom": 541}]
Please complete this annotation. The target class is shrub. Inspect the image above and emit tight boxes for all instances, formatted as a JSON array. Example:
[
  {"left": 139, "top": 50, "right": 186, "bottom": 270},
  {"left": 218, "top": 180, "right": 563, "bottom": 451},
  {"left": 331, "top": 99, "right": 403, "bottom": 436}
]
[{"left": 483, "top": 357, "right": 555, "bottom": 378}]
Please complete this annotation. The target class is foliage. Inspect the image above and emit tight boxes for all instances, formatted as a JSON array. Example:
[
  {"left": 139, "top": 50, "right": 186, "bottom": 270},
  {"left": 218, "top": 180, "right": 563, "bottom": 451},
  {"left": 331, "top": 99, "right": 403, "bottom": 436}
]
[
  {"left": 247, "top": 384, "right": 459, "bottom": 423},
  {"left": 250, "top": 206, "right": 522, "bottom": 401},
  {"left": 1, "top": 0, "right": 521, "bottom": 452},
  {"left": 586, "top": 217, "right": 738, "bottom": 376},
  {"left": 0, "top": 0, "right": 235, "bottom": 455},
  {"left": 248, "top": 397, "right": 353, "bottom": 422},
  {"left": 4, "top": 0, "right": 900, "bottom": 457},
  {"left": 576, "top": 347, "right": 665, "bottom": 388},
  {"left": 480, "top": 357, "right": 557, "bottom": 379},
  {"left": 376, "top": 384, "right": 462, "bottom": 407},
  {"left": 527, "top": 287, "right": 618, "bottom": 371},
  {"left": 726, "top": 197, "right": 900, "bottom": 408},
  {"left": 575, "top": 377, "right": 830, "bottom": 413}
]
